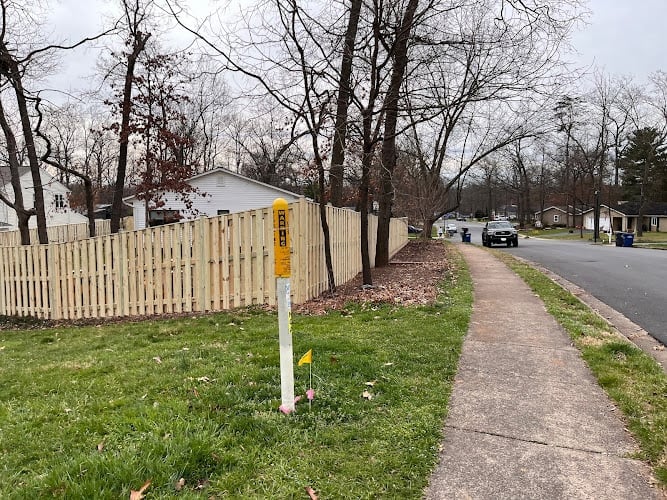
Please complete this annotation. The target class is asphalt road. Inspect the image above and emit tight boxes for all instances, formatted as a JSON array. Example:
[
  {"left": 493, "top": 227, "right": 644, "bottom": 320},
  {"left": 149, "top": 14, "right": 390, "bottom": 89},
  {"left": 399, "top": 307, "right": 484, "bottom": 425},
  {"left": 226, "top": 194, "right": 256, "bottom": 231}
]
[{"left": 448, "top": 222, "right": 667, "bottom": 345}]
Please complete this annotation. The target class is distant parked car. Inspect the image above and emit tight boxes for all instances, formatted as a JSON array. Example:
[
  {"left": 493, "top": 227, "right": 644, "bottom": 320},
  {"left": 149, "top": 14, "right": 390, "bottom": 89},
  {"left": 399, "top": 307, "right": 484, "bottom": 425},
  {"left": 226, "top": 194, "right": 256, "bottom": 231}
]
[
  {"left": 446, "top": 223, "right": 458, "bottom": 235},
  {"left": 408, "top": 225, "right": 423, "bottom": 234},
  {"left": 482, "top": 221, "right": 519, "bottom": 247},
  {"left": 456, "top": 217, "right": 466, "bottom": 221}
]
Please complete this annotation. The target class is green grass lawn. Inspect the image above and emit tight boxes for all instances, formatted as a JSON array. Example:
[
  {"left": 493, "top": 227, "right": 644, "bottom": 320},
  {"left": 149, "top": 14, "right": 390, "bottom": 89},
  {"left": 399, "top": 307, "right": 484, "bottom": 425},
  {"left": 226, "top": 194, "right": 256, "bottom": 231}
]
[
  {"left": 635, "top": 231, "right": 667, "bottom": 249},
  {"left": 635, "top": 231, "right": 667, "bottom": 243},
  {"left": 0, "top": 252, "right": 472, "bottom": 499},
  {"left": 496, "top": 252, "right": 667, "bottom": 485}
]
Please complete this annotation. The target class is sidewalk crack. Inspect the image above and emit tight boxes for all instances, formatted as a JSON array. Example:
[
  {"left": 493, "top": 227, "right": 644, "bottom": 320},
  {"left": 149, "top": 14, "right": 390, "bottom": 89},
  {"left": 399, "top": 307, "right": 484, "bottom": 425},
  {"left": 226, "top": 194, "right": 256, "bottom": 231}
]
[{"left": 444, "top": 424, "right": 621, "bottom": 457}]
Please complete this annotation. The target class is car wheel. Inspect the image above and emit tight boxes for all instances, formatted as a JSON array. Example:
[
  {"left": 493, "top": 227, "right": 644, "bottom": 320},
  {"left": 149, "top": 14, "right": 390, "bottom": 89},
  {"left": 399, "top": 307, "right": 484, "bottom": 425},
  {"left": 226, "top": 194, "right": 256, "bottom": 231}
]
[
  {"left": 513, "top": 239, "right": 519, "bottom": 248},
  {"left": 506, "top": 241, "right": 512, "bottom": 247}
]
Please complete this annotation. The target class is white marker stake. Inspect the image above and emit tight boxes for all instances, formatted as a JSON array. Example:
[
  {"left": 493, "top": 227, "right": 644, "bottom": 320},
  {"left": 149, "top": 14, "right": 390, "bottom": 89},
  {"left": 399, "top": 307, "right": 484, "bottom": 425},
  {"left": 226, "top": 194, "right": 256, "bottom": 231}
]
[
  {"left": 273, "top": 198, "right": 295, "bottom": 413},
  {"left": 277, "top": 277, "right": 294, "bottom": 411}
]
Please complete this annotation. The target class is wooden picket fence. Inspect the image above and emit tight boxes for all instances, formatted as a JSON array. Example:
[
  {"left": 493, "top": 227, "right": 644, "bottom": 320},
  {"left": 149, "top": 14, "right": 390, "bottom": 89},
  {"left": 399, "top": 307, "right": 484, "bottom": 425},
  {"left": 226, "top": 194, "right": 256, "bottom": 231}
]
[
  {"left": 0, "top": 199, "right": 407, "bottom": 320},
  {"left": 0, "top": 217, "right": 134, "bottom": 246}
]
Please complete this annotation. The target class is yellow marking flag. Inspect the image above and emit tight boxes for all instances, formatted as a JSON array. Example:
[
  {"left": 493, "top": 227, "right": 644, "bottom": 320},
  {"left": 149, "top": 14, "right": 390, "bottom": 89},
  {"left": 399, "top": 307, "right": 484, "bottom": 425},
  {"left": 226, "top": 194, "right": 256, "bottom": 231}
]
[{"left": 298, "top": 349, "right": 312, "bottom": 366}]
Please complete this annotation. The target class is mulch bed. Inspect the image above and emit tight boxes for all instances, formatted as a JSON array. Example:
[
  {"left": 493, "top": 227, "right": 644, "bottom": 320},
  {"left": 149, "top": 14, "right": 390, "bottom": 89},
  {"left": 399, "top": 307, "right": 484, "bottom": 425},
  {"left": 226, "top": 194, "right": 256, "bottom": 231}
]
[{"left": 294, "top": 239, "right": 450, "bottom": 315}]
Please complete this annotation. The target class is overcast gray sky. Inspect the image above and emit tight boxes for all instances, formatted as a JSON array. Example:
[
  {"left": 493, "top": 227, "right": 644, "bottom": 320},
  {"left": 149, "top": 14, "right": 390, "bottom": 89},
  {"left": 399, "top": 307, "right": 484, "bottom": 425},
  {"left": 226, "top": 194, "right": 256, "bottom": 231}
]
[
  {"left": 43, "top": 0, "right": 667, "bottom": 98},
  {"left": 572, "top": 0, "right": 667, "bottom": 80}
]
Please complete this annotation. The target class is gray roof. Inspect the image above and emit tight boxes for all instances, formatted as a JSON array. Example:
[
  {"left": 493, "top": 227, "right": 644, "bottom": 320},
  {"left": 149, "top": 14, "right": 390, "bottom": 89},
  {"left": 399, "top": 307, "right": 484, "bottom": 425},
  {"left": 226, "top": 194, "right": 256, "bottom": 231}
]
[
  {"left": 615, "top": 201, "right": 667, "bottom": 216},
  {"left": 0, "top": 166, "right": 31, "bottom": 186}
]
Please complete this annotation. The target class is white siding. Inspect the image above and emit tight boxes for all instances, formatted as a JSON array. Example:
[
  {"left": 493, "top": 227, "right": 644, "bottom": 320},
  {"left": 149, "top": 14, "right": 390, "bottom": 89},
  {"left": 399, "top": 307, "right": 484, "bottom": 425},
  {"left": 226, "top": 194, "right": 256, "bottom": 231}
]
[
  {"left": 132, "top": 170, "right": 301, "bottom": 230},
  {"left": 0, "top": 169, "right": 88, "bottom": 229}
]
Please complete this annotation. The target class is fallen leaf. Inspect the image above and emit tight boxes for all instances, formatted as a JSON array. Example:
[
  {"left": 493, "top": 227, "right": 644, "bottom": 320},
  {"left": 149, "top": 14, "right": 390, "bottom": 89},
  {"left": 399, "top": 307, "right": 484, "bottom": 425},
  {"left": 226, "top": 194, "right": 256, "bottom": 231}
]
[
  {"left": 175, "top": 478, "right": 186, "bottom": 491},
  {"left": 654, "top": 345, "right": 665, "bottom": 351},
  {"left": 97, "top": 442, "right": 104, "bottom": 452},
  {"left": 130, "top": 480, "right": 151, "bottom": 500},
  {"left": 383, "top": 362, "right": 394, "bottom": 366},
  {"left": 305, "top": 485, "right": 318, "bottom": 499},
  {"left": 196, "top": 376, "right": 211, "bottom": 383},
  {"left": 365, "top": 380, "right": 376, "bottom": 387},
  {"left": 152, "top": 356, "right": 162, "bottom": 364},
  {"left": 362, "top": 390, "right": 373, "bottom": 400}
]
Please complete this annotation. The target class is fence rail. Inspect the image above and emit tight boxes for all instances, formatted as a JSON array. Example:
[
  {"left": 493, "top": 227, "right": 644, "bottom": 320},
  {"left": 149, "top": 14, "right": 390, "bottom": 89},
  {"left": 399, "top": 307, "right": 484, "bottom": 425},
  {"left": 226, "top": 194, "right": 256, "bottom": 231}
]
[
  {"left": 0, "top": 200, "right": 407, "bottom": 320},
  {"left": 0, "top": 217, "right": 134, "bottom": 247}
]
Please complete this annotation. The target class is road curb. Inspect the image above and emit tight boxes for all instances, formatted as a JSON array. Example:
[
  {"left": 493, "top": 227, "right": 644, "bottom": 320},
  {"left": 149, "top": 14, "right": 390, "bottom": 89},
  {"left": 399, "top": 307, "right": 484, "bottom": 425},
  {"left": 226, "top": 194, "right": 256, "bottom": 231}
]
[{"left": 513, "top": 255, "right": 667, "bottom": 372}]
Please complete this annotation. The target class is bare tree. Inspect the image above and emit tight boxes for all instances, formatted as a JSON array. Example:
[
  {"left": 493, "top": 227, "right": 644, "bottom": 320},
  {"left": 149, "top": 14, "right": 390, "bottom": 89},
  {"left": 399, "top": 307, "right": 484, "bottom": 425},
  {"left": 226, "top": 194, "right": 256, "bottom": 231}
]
[
  {"left": 329, "top": 0, "right": 362, "bottom": 207},
  {"left": 0, "top": 0, "right": 113, "bottom": 243},
  {"left": 109, "top": 0, "right": 153, "bottom": 233},
  {"left": 374, "top": 0, "right": 583, "bottom": 255},
  {"left": 169, "top": 0, "right": 340, "bottom": 291}
]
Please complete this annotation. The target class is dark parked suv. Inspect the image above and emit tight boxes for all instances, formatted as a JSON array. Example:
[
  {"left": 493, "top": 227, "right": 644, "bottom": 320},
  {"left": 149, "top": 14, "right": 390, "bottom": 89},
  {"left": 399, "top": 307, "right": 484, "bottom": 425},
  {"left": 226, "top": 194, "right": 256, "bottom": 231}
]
[{"left": 482, "top": 221, "right": 519, "bottom": 247}]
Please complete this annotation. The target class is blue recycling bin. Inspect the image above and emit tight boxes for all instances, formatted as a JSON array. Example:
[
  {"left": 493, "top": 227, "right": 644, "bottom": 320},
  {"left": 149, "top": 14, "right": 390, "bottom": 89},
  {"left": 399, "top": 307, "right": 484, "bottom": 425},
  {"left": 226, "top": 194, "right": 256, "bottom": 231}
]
[
  {"left": 462, "top": 233, "right": 471, "bottom": 243},
  {"left": 615, "top": 232, "right": 624, "bottom": 246},
  {"left": 622, "top": 232, "right": 634, "bottom": 247}
]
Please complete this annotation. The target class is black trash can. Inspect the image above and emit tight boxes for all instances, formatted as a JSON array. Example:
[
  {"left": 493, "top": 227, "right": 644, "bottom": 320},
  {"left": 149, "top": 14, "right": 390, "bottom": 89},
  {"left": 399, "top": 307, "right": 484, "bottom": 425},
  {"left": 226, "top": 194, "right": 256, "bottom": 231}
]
[
  {"left": 615, "top": 232, "right": 624, "bottom": 247},
  {"left": 460, "top": 227, "right": 471, "bottom": 243}
]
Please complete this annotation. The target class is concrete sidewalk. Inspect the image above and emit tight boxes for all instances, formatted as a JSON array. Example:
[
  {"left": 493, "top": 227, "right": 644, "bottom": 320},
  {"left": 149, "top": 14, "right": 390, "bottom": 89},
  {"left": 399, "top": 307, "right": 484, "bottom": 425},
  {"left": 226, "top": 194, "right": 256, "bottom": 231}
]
[{"left": 424, "top": 243, "right": 659, "bottom": 499}]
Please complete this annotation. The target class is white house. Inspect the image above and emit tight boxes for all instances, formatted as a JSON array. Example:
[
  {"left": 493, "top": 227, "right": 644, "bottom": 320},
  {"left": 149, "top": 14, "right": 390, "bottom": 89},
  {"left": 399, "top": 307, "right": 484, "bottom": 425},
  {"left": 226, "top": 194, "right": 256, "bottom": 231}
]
[
  {"left": 583, "top": 202, "right": 667, "bottom": 233},
  {"left": 124, "top": 168, "right": 304, "bottom": 230},
  {"left": 0, "top": 167, "right": 88, "bottom": 229}
]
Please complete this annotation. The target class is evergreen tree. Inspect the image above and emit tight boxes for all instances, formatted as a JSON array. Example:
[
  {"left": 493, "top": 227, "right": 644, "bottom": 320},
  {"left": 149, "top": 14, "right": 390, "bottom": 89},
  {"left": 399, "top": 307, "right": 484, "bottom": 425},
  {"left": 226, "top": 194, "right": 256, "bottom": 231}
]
[
  {"left": 620, "top": 127, "right": 667, "bottom": 235},
  {"left": 620, "top": 127, "right": 667, "bottom": 202}
]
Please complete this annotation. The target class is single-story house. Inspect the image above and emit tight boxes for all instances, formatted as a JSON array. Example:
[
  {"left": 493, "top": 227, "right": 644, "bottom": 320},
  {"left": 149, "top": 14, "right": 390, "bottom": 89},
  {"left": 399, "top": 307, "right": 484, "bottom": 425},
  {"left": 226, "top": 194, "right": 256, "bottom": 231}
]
[
  {"left": 582, "top": 204, "right": 622, "bottom": 232},
  {"left": 581, "top": 202, "right": 667, "bottom": 233},
  {"left": 533, "top": 205, "right": 583, "bottom": 228},
  {"left": 614, "top": 202, "right": 667, "bottom": 233},
  {"left": 0, "top": 166, "right": 88, "bottom": 230},
  {"left": 124, "top": 168, "right": 304, "bottom": 230}
]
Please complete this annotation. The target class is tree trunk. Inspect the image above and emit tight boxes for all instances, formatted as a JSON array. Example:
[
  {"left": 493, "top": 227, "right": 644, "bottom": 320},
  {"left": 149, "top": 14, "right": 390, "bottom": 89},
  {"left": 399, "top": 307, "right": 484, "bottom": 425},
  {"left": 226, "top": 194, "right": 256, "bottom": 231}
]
[
  {"left": 315, "top": 151, "right": 335, "bottom": 293},
  {"left": 111, "top": 32, "right": 150, "bottom": 233},
  {"left": 85, "top": 177, "right": 96, "bottom": 237},
  {"left": 0, "top": 97, "right": 33, "bottom": 244},
  {"left": 376, "top": 0, "right": 420, "bottom": 267},
  {"left": 329, "top": 0, "right": 362, "bottom": 207},
  {"left": 8, "top": 57, "right": 48, "bottom": 244},
  {"left": 360, "top": 150, "right": 372, "bottom": 286}
]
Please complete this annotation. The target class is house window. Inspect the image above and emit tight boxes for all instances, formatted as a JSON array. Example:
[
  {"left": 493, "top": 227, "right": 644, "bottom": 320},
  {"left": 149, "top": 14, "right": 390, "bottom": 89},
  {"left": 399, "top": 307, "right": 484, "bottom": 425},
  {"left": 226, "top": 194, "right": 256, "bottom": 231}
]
[
  {"left": 54, "top": 194, "right": 65, "bottom": 209},
  {"left": 217, "top": 209, "right": 230, "bottom": 216},
  {"left": 553, "top": 214, "right": 560, "bottom": 223},
  {"left": 651, "top": 217, "right": 658, "bottom": 227}
]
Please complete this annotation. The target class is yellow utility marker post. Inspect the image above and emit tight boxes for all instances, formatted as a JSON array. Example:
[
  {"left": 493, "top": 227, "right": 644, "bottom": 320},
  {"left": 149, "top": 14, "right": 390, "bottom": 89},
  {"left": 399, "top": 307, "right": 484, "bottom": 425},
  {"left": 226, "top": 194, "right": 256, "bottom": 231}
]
[{"left": 273, "top": 198, "right": 295, "bottom": 413}]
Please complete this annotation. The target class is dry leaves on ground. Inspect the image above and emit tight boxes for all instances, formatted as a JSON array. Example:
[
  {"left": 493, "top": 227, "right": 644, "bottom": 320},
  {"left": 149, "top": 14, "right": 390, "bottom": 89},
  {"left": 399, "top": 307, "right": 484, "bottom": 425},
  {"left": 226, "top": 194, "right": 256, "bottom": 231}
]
[{"left": 294, "top": 239, "right": 451, "bottom": 315}]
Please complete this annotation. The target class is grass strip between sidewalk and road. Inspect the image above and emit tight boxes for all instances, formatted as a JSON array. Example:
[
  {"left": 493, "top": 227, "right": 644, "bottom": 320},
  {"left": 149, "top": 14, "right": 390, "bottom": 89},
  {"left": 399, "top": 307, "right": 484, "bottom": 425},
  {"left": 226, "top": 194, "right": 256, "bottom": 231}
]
[
  {"left": 0, "top": 248, "right": 472, "bottom": 499},
  {"left": 496, "top": 251, "right": 667, "bottom": 485}
]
